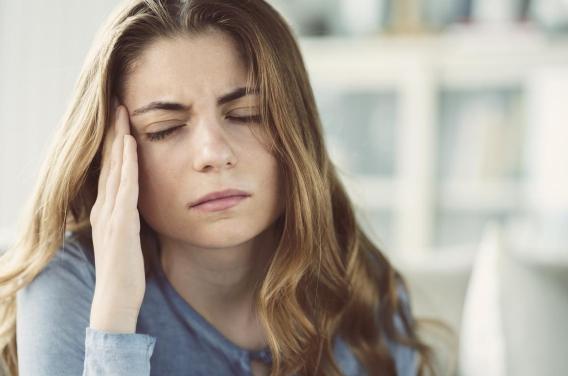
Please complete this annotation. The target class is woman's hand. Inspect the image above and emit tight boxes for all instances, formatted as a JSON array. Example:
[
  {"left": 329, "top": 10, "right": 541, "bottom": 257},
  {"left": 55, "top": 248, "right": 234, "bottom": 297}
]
[{"left": 89, "top": 101, "right": 145, "bottom": 333}]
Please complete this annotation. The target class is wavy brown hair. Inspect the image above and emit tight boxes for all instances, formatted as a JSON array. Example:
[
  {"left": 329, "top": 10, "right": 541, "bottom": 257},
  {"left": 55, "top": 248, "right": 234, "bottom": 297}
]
[{"left": 0, "top": 0, "right": 443, "bottom": 375}]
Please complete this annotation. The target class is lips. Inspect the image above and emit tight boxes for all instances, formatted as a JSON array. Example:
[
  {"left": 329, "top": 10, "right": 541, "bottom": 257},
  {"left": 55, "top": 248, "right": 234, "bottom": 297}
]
[{"left": 189, "top": 188, "right": 251, "bottom": 208}]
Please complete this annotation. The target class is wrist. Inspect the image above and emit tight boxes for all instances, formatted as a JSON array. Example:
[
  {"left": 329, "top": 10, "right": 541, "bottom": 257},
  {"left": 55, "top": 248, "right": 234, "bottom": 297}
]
[{"left": 90, "top": 294, "right": 140, "bottom": 333}]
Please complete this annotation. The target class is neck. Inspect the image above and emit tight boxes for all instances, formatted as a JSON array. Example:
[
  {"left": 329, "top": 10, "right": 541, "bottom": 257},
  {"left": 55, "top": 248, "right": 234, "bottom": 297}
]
[{"left": 158, "top": 225, "right": 278, "bottom": 325}]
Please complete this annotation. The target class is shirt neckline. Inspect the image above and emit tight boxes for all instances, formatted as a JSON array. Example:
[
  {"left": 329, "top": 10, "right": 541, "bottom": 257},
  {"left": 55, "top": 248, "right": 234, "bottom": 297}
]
[{"left": 153, "top": 249, "right": 273, "bottom": 364}]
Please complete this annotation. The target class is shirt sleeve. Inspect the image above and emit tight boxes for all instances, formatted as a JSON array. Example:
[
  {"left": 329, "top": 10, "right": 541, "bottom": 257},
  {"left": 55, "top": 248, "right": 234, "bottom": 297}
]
[
  {"left": 84, "top": 327, "right": 156, "bottom": 375},
  {"left": 16, "top": 234, "right": 157, "bottom": 376}
]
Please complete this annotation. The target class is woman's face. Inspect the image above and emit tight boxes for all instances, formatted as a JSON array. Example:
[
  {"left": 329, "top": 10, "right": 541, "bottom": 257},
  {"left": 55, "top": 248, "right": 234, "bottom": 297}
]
[{"left": 121, "top": 29, "right": 283, "bottom": 248}]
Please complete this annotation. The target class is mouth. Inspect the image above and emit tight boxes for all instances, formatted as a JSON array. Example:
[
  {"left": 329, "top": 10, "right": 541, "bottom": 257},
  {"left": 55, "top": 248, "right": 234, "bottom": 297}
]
[
  {"left": 190, "top": 194, "right": 250, "bottom": 212},
  {"left": 189, "top": 188, "right": 251, "bottom": 212}
]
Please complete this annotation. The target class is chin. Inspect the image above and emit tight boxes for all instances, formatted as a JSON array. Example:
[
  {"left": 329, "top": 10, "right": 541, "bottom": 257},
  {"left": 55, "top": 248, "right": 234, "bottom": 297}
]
[
  {"left": 188, "top": 235, "right": 255, "bottom": 250},
  {"left": 188, "top": 223, "right": 262, "bottom": 248}
]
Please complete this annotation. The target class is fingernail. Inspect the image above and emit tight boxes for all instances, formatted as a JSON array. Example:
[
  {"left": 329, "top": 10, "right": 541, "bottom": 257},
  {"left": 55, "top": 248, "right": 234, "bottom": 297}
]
[{"left": 112, "top": 96, "right": 119, "bottom": 110}]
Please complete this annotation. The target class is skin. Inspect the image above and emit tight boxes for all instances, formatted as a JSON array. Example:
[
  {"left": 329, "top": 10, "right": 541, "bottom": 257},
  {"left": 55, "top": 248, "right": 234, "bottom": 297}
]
[{"left": 91, "top": 29, "right": 283, "bottom": 375}]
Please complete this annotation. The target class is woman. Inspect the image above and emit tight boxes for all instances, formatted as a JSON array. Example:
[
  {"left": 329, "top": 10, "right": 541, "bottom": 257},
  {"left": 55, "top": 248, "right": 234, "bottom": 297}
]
[{"left": 0, "top": 0, "right": 436, "bottom": 375}]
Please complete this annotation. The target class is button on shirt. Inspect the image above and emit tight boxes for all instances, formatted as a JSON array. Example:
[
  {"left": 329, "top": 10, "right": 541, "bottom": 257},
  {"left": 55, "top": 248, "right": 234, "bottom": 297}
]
[{"left": 16, "top": 232, "right": 417, "bottom": 375}]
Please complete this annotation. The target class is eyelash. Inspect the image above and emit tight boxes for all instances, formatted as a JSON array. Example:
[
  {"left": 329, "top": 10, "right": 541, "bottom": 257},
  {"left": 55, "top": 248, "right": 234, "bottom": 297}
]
[{"left": 145, "top": 115, "right": 261, "bottom": 142}]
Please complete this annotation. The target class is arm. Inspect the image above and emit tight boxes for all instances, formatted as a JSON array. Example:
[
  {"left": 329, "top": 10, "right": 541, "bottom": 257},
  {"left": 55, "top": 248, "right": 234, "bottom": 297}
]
[{"left": 16, "top": 237, "right": 156, "bottom": 376}]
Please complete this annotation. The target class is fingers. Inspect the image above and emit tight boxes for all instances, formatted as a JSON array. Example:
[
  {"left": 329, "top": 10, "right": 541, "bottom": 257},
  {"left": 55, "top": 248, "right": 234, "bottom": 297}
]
[
  {"left": 116, "top": 135, "right": 139, "bottom": 211},
  {"left": 96, "top": 113, "right": 116, "bottom": 208},
  {"left": 102, "top": 105, "right": 132, "bottom": 215},
  {"left": 95, "top": 98, "right": 120, "bottom": 206}
]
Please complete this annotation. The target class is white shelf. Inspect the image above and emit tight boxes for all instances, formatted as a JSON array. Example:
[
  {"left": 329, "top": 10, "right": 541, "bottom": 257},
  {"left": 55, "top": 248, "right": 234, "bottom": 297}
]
[
  {"left": 299, "top": 28, "right": 568, "bottom": 90},
  {"left": 341, "top": 175, "right": 523, "bottom": 212},
  {"left": 439, "top": 179, "right": 522, "bottom": 211},
  {"left": 299, "top": 27, "right": 568, "bottom": 251}
]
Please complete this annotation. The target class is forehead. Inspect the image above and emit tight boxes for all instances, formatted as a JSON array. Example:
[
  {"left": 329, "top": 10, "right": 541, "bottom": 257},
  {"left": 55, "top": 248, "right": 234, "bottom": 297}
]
[{"left": 122, "top": 30, "right": 248, "bottom": 102}]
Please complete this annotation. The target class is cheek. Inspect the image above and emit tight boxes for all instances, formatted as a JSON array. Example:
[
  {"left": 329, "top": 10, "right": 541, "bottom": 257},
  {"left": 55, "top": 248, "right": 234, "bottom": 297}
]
[
  {"left": 256, "top": 152, "right": 283, "bottom": 211},
  {"left": 240, "top": 132, "right": 280, "bottom": 192},
  {"left": 265, "top": 157, "right": 281, "bottom": 189},
  {"left": 137, "top": 147, "right": 179, "bottom": 208},
  {"left": 136, "top": 146, "right": 191, "bottom": 234}
]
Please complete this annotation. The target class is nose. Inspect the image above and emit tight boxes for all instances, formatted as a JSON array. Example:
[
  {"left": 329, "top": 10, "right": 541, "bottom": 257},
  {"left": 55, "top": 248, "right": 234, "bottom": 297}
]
[{"left": 191, "top": 115, "right": 237, "bottom": 172}]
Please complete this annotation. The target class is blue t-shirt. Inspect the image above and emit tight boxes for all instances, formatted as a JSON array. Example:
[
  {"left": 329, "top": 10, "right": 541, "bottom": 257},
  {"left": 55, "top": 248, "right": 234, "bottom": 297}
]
[{"left": 16, "top": 231, "right": 417, "bottom": 375}]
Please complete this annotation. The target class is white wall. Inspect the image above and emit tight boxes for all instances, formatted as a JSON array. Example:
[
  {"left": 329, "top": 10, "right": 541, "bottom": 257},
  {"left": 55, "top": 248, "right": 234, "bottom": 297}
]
[{"left": 0, "top": 1, "right": 119, "bottom": 248}]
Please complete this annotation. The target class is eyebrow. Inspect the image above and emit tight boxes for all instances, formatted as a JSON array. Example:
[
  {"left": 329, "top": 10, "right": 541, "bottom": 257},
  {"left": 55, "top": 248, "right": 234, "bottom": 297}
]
[{"left": 131, "top": 86, "right": 259, "bottom": 117}]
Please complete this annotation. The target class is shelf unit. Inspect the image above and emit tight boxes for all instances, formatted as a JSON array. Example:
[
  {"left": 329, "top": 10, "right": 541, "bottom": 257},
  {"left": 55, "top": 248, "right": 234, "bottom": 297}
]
[{"left": 298, "top": 26, "right": 568, "bottom": 255}]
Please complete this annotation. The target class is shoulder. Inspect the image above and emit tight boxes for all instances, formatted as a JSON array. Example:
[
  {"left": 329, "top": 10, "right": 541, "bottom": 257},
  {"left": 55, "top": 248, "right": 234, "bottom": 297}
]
[
  {"left": 386, "top": 281, "right": 418, "bottom": 376},
  {"left": 16, "top": 229, "right": 96, "bottom": 322},
  {"left": 17, "top": 230, "right": 95, "bottom": 296},
  {"left": 334, "top": 281, "right": 418, "bottom": 376},
  {"left": 23, "top": 231, "right": 96, "bottom": 293}
]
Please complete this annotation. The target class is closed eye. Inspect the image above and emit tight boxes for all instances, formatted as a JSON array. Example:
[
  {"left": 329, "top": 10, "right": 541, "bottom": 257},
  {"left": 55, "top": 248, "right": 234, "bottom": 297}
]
[
  {"left": 146, "top": 124, "right": 184, "bottom": 142},
  {"left": 226, "top": 114, "right": 261, "bottom": 123},
  {"left": 145, "top": 115, "right": 261, "bottom": 142}
]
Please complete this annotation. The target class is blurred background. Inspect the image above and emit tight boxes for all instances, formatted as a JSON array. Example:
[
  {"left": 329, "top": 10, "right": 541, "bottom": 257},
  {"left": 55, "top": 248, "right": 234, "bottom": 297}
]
[{"left": 1, "top": 0, "right": 568, "bottom": 375}]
